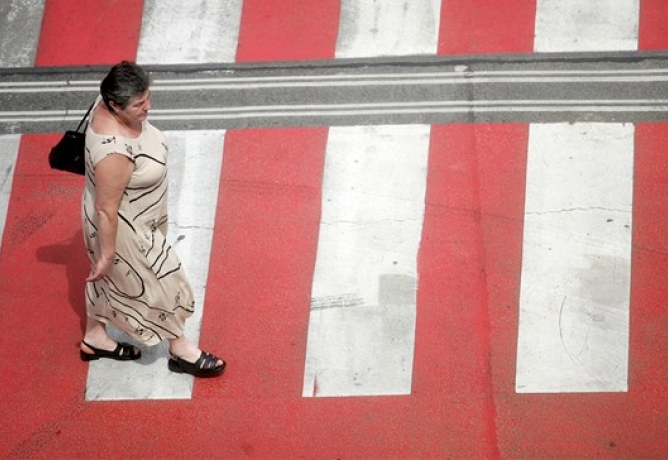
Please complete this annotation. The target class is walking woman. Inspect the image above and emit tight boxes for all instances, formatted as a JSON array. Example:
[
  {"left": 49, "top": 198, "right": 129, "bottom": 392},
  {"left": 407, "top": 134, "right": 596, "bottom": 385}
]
[{"left": 79, "top": 61, "right": 225, "bottom": 378}]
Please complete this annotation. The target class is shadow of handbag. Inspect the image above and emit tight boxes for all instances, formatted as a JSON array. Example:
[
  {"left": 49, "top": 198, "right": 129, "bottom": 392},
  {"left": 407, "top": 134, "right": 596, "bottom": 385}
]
[{"left": 48, "top": 102, "right": 95, "bottom": 175}]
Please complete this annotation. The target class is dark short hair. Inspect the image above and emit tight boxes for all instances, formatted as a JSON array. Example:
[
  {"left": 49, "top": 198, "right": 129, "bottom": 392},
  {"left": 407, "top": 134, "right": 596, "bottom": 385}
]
[{"left": 100, "top": 61, "right": 151, "bottom": 110}]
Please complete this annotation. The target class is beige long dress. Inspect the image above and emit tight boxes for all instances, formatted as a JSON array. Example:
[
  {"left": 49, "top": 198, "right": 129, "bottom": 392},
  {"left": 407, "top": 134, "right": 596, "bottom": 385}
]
[{"left": 82, "top": 100, "right": 194, "bottom": 346}]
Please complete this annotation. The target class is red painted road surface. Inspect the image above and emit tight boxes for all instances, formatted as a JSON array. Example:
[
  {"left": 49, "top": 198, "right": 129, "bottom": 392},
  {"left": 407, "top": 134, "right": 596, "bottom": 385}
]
[{"left": 3, "top": 1, "right": 668, "bottom": 458}]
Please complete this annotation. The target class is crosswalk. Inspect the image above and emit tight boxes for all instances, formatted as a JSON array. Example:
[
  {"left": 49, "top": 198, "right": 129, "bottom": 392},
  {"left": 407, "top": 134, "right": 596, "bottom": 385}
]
[
  {"left": 0, "top": 0, "right": 664, "bottom": 405},
  {"left": 4, "top": 2, "right": 668, "bottom": 458}
]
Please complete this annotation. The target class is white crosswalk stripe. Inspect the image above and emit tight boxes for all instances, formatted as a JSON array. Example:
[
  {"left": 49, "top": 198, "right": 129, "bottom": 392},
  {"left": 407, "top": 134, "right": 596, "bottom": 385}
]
[
  {"left": 136, "top": 0, "right": 242, "bottom": 65},
  {"left": 535, "top": 0, "right": 639, "bottom": 52},
  {"left": 513, "top": 0, "right": 639, "bottom": 393},
  {"left": 0, "top": 0, "right": 44, "bottom": 67},
  {"left": 516, "top": 123, "right": 633, "bottom": 393},
  {"left": 335, "top": 0, "right": 441, "bottom": 58},
  {"left": 303, "top": 125, "right": 430, "bottom": 397},
  {"left": 0, "top": 136, "right": 20, "bottom": 249}
]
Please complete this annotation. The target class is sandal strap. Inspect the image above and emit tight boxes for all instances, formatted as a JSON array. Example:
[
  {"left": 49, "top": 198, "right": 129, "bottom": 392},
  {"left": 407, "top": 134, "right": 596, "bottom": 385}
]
[
  {"left": 115, "top": 342, "right": 139, "bottom": 359},
  {"left": 198, "top": 352, "right": 222, "bottom": 370},
  {"left": 168, "top": 350, "right": 226, "bottom": 377},
  {"left": 80, "top": 340, "right": 141, "bottom": 361},
  {"left": 170, "top": 350, "right": 223, "bottom": 370}
]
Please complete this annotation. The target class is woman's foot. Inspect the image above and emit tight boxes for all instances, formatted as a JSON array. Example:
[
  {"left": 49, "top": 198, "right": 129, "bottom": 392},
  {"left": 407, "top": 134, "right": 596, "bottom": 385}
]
[
  {"left": 80, "top": 340, "right": 141, "bottom": 361},
  {"left": 168, "top": 336, "right": 226, "bottom": 378},
  {"left": 168, "top": 351, "right": 226, "bottom": 377},
  {"left": 80, "top": 317, "right": 140, "bottom": 361}
]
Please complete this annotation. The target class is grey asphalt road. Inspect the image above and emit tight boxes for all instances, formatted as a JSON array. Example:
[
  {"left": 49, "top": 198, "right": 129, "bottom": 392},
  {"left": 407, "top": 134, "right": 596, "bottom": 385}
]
[{"left": 1, "top": 51, "right": 668, "bottom": 135}]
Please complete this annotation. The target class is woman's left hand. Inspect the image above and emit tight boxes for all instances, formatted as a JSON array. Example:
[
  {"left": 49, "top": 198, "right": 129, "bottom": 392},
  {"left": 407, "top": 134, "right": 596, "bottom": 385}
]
[{"left": 86, "top": 254, "right": 115, "bottom": 282}]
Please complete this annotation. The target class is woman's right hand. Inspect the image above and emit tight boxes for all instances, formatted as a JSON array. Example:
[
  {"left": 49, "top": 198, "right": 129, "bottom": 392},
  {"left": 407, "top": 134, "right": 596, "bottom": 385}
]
[{"left": 86, "top": 254, "right": 115, "bottom": 282}]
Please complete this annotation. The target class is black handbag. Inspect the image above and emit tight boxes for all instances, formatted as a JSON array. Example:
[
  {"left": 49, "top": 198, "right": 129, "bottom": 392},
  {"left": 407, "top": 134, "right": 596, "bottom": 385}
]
[{"left": 48, "top": 102, "right": 94, "bottom": 175}]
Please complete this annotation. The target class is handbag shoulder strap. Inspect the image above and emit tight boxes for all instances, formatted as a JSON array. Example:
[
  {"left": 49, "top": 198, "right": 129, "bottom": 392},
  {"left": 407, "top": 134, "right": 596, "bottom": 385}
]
[{"left": 76, "top": 101, "right": 96, "bottom": 133}]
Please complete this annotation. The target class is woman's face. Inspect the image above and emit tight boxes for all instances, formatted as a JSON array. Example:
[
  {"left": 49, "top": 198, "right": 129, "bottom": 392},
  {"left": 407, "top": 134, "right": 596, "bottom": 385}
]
[{"left": 119, "top": 90, "right": 151, "bottom": 123}]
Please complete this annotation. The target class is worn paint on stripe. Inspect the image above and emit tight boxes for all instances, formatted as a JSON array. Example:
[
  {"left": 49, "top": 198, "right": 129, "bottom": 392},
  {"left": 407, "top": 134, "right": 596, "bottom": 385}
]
[
  {"left": 0, "top": 135, "right": 20, "bottom": 252},
  {"left": 438, "top": 0, "right": 536, "bottom": 54},
  {"left": 85, "top": 131, "right": 225, "bottom": 400},
  {"left": 534, "top": 0, "right": 639, "bottom": 52},
  {"left": 0, "top": 0, "right": 45, "bottom": 67},
  {"left": 303, "top": 125, "right": 430, "bottom": 397},
  {"left": 136, "top": 0, "right": 242, "bottom": 64},
  {"left": 336, "top": 0, "right": 441, "bottom": 58},
  {"left": 516, "top": 123, "right": 633, "bottom": 393}
]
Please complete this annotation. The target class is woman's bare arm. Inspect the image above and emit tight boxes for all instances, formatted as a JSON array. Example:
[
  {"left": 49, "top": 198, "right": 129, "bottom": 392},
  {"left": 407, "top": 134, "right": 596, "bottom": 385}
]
[{"left": 86, "top": 154, "right": 133, "bottom": 282}]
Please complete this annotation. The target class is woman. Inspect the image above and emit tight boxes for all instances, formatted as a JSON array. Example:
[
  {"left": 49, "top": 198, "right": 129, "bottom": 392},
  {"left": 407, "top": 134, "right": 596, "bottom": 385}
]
[{"left": 80, "top": 61, "right": 225, "bottom": 378}]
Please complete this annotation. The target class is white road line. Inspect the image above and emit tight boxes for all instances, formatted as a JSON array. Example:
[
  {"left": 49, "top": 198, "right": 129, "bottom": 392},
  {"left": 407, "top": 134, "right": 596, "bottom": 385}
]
[
  {"left": 516, "top": 123, "right": 633, "bottom": 393},
  {"left": 0, "top": 86, "right": 97, "bottom": 94},
  {"left": 136, "top": 0, "right": 242, "bottom": 64},
  {"left": 3, "top": 99, "right": 666, "bottom": 124},
  {"left": 142, "top": 99, "right": 668, "bottom": 114},
  {"left": 7, "top": 68, "right": 667, "bottom": 93},
  {"left": 302, "top": 125, "right": 430, "bottom": 397},
  {"left": 535, "top": 0, "right": 639, "bottom": 52},
  {"left": 0, "top": 0, "right": 44, "bottom": 67},
  {"left": 85, "top": 130, "right": 225, "bottom": 401},
  {"left": 147, "top": 73, "right": 668, "bottom": 88},
  {"left": 0, "top": 135, "right": 20, "bottom": 252},
  {"left": 336, "top": 0, "right": 441, "bottom": 58}
]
